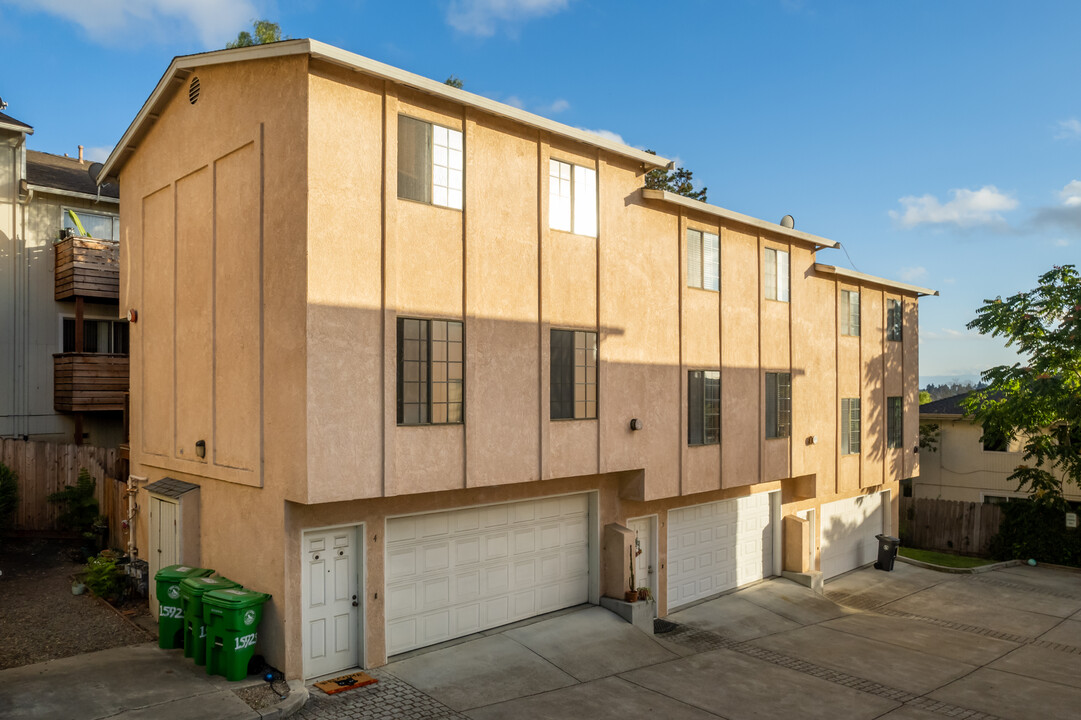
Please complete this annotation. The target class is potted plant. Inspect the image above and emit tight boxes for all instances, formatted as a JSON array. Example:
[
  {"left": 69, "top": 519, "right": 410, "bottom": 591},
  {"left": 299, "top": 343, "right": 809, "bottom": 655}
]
[
  {"left": 637, "top": 586, "right": 651, "bottom": 602},
  {"left": 624, "top": 545, "right": 638, "bottom": 602}
]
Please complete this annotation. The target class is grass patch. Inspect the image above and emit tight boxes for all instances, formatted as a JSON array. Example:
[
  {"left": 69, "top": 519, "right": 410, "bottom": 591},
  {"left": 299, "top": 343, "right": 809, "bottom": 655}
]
[{"left": 898, "top": 547, "right": 993, "bottom": 568}]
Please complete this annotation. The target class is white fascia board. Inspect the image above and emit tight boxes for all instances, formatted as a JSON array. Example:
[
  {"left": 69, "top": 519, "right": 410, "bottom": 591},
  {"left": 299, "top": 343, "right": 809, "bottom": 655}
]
[
  {"left": 814, "top": 263, "right": 939, "bottom": 297},
  {"left": 27, "top": 184, "right": 119, "bottom": 204},
  {"left": 0, "top": 121, "right": 33, "bottom": 135},
  {"left": 100, "top": 38, "right": 670, "bottom": 184},
  {"left": 640, "top": 188, "right": 840, "bottom": 250}
]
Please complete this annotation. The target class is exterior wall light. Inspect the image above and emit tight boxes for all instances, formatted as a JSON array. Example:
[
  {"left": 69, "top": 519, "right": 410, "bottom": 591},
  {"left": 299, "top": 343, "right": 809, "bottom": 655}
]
[
  {"left": 630, "top": 419, "right": 643, "bottom": 431},
  {"left": 806, "top": 435, "right": 818, "bottom": 445},
  {"left": 195, "top": 440, "right": 206, "bottom": 458}
]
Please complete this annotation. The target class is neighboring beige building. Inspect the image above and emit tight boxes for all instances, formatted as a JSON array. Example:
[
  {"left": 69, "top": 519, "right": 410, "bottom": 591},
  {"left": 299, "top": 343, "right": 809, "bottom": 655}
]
[
  {"left": 98, "top": 40, "right": 936, "bottom": 679},
  {"left": 1, "top": 109, "right": 126, "bottom": 447},
  {"left": 915, "top": 393, "right": 1079, "bottom": 504}
]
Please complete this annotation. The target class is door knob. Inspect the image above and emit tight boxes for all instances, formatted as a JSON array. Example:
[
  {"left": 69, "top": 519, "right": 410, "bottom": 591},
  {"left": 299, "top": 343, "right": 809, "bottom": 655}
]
[{"left": 352, "top": 595, "right": 359, "bottom": 607}]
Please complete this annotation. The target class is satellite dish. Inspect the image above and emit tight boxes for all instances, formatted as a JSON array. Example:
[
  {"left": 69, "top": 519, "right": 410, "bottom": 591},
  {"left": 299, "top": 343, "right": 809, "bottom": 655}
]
[
  {"left": 0, "top": 96, "right": 6, "bottom": 111},
  {"left": 780, "top": 214, "right": 795, "bottom": 229},
  {"left": 88, "top": 162, "right": 104, "bottom": 183}
]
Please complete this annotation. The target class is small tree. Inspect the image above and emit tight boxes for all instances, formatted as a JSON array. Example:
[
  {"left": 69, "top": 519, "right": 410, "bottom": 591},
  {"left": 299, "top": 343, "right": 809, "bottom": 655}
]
[
  {"left": 644, "top": 150, "right": 707, "bottom": 202},
  {"left": 964, "top": 264, "right": 1081, "bottom": 508},
  {"left": 444, "top": 75, "right": 464, "bottom": 89},
  {"left": 48, "top": 468, "right": 99, "bottom": 535},
  {"left": 227, "top": 20, "right": 285, "bottom": 49}
]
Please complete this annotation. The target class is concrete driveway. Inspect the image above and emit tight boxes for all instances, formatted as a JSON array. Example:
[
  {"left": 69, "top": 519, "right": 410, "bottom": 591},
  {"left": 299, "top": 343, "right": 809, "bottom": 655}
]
[{"left": 298, "top": 561, "right": 1081, "bottom": 720}]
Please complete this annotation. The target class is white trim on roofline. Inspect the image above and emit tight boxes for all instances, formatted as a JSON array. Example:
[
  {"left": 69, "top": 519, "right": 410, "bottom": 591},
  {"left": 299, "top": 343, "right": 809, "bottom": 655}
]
[
  {"left": 28, "top": 184, "right": 119, "bottom": 204},
  {"left": 99, "top": 39, "right": 670, "bottom": 184},
  {"left": 814, "top": 263, "right": 938, "bottom": 297}
]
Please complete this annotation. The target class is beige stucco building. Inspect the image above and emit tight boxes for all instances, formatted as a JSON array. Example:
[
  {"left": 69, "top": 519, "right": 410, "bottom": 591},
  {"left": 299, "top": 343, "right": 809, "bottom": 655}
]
[
  {"left": 1, "top": 110, "right": 126, "bottom": 447},
  {"left": 99, "top": 39, "right": 936, "bottom": 679}
]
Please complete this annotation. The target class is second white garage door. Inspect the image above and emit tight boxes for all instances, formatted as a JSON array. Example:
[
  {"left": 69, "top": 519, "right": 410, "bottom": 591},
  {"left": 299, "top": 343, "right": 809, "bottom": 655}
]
[
  {"left": 385, "top": 494, "right": 590, "bottom": 656},
  {"left": 667, "top": 492, "right": 776, "bottom": 610},
  {"left": 820, "top": 492, "right": 885, "bottom": 580}
]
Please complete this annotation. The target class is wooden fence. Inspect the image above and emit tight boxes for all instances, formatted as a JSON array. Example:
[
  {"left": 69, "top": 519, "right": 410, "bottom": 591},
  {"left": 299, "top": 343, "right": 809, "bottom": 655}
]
[
  {"left": 900, "top": 497, "right": 1003, "bottom": 557},
  {"left": 1, "top": 438, "right": 127, "bottom": 549}
]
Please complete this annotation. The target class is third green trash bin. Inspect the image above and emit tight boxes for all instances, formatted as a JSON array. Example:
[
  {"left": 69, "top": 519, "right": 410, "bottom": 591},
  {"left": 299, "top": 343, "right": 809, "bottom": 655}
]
[
  {"left": 180, "top": 576, "right": 241, "bottom": 664},
  {"left": 203, "top": 587, "right": 271, "bottom": 680},
  {"left": 154, "top": 565, "right": 214, "bottom": 649},
  {"left": 874, "top": 534, "right": 901, "bottom": 571}
]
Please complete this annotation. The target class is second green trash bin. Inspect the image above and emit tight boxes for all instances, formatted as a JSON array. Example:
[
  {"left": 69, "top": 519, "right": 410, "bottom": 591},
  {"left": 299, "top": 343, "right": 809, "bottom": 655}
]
[
  {"left": 180, "top": 576, "right": 241, "bottom": 664},
  {"left": 154, "top": 565, "right": 214, "bottom": 649},
  {"left": 203, "top": 587, "right": 271, "bottom": 680}
]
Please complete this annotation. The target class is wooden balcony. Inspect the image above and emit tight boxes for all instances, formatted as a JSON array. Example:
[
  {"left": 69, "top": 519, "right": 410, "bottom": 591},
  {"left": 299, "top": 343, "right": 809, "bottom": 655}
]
[
  {"left": 54, "top": 236, "right": 119, "bottom": 302},
  {"left": 54, "top": 353, "right": 129, "bottom": 412}
]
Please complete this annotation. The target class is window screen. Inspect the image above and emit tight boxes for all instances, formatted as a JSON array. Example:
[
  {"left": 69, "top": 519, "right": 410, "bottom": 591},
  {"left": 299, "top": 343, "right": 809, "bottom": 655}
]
[{"left": 841, "top": 398, "right": 861, "bottom": 454}]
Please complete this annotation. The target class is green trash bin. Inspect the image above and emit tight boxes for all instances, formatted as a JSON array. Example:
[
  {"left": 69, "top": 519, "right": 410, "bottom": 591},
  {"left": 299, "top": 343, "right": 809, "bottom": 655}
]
[
  {"left": 154, "top": 565, "right": 214, "bottom": 649},
  {"left": 203, "top": 587, "right": 271, "bottom": 680},
  {"left": 180, "top": 576, "right": 241, "bottom": 664}
]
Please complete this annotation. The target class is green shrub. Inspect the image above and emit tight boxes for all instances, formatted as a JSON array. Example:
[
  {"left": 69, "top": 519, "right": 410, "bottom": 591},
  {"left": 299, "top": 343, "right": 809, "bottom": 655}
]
[
  {"left": 988, "top": 500, "right": 1081, "bottom": 566},
  {"left": 84, "top": 554, "right": 125, "bottom": 601},
  {"left": 0, "top": 462, "right": 17, "bottom": 532},
  {"left": 48, "top": 468, "right": 99, "bottom": 535}
]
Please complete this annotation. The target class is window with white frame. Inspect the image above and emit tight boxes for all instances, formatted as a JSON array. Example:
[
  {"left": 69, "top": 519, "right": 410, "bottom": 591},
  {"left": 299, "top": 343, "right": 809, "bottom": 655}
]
[
  {"left": 549, "top": 159, "right": 597, "bottom": 237},
  {"left": 841, "top": 290, "right": 860, "bottom": 336},
  {"left": 764, "top": 247, "right": 789, "bottom": 302},
  {"left": 397, "top": 115, "right": 463, "bottom": 210},
  {"left": 63, "top": 208, "right": 119, "bottom": 241},
  {"left": 60, "top": 316, "right": 129, "bottom": 354},
  {"left": 687, "top": 229, "right": 719, "bottom": 291},
  {"left": 841, "top": 398, "right": 861, "bottom": 454}
]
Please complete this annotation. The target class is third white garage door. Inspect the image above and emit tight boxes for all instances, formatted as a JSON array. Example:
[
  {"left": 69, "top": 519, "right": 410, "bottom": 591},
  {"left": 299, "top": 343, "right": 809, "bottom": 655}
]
[
  {"left": 667, "top": 492, "right": 777, "bottom": 610},
  {"left": 385, "top": 494, "right": 590, "bottom": 656},
  {"left": 820, "top": 492, "right": 885, "bottom": 580}
]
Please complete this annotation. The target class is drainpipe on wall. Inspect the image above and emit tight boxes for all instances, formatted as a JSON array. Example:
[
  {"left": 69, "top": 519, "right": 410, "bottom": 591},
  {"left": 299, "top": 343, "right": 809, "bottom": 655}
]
[{"left": 127, "top": 474, "right": 146, "bottom": 558}]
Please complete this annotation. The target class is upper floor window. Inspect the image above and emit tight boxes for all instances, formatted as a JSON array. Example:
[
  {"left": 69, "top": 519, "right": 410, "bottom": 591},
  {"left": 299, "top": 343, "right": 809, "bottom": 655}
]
[
  {"left": 887, "top": 299, "right": 903, "bottom": 342},
  {"left": 397, "top": 115, "right": 463, "bottom": 210},
  {"left": 61, "top": 316, "right": 128, "bottom": 354},
  {"left": 550, "top": 330, "right": 597, "bottom": 420},
  {"left": 688, "top": 370, "right": 720, "bottom": 445},
  {"left": 887, "top": 396, "right": 903, "bottom": 449},
  {"left": 63, "top": 208, "right": 119, "bottom": 241},
  {"left": 549, "top": 159, "right": 597, "bottom": 237},
  {"left": 687, "top": 229, "right": 719, "bottom": 291},
  {"left": 841, "top": 290, "right": 860, "bottom": 336},
  {"left": 764, "top": 247, "right": 789, "bottom": 302},
  {"left": 841, "top": 397, "right": 861, "bottom": 454},
  {"left": 765, "top": 372, "right": 791, "bottom": 439},
  {"left": 397, "top": 317, "right": 463, "bottom": 425}
]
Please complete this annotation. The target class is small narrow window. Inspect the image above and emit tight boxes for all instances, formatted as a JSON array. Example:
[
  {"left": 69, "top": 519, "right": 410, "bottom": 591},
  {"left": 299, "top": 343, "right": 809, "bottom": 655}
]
[
  {"left": 766, "top": 372, "right": 791, "bottom": 439},
  {"left": 764, "top": 247, "right": 789, "bottom": 302},
  {"left": 397, "top": 116, "right": 463, "bottom": 209},
  {"left": 687, "top": 229, "right": 719, "bottom": 291},
  {"left": 549, "top": 159, "right": 597, "bottom": 237},
  {"left": 841, "top": 290, "right": 861, "bottom": 336},
  {"left": 887, "top": 396, "right": 903, "bottom": 449},
  {"left": 397, "top": 317, "right": 464, "bottom": 425},
  {"left": 688, "top": 370, "right": 721, "bottom": 445},
  {"left": 887, "top": 299, "right": 903, "bottom": 342},
  {"left": 550, "top": 329, "right": 597, "bottom": 419},
  {"left": 841, "top": 397, "right": 861, "bottom": 455}
]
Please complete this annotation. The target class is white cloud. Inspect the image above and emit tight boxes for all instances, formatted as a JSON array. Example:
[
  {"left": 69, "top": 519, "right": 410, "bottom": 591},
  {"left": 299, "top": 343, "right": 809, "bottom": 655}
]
[
  {"left": 446, "top": 0, "right": 570, "bottom": 37},
  {"left": 503, "top": 95, "right": 525, "bottom": 109},
  {"left": 83, "top": 146, "right": 113, "bottom": 162},
  {"left": 1032, "top": 180, "right": 1081, "bottom": 230},
  {"left": 10, "top": 0, "right": 259, "bottom": 49},
  {"left": 541, "top": 98, "right": 569, "bottom": 114},
  {"left": 1055, "top": 118, "right": 1081, "bottom": 140},
  {"left": 1054, "top": 238, "right": 1071, "bottom": 247},
  {"left": 1059, "top": 180, "right": 1081, "bottom": 206},
  {"left": 579, "top": 128, "right": 625, "bottom": 145},
  {"left": 941, "top": 328, "right": 965, "bottom": 338},
  {"left": 889, "top": 186, "right": 1018, "bottom": 228},
  {"left": 898, "top": 266, "right": 927, "bottom": 282}
]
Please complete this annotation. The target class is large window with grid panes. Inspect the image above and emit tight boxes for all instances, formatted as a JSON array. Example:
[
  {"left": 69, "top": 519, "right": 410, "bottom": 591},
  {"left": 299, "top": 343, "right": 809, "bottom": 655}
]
[
  {"left": 550, "top": 329, "right": 597, "bottom": 420},
  {"left": 687, "top": 228, "right": 719, "bottom": 291},
  {"left": 688, "top": 370, "right": 720, "bottom": 445},
  {"left": 397, "top": 115, "right": 463, "bottom": 210},
  {"left": 397, "top": 317, "right": 463, "bottom": 425},
  {"left": 549, "top": 159, "right": 597, "bottom": 237},
  {"left": 764, "top": 247, "right": 789, "bottom": 302}
]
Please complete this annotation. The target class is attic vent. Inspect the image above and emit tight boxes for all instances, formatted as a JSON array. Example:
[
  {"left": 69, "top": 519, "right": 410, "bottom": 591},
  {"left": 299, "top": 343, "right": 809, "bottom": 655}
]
[{"left": 188, "top": 76, "right": 201, "bottom": 105}]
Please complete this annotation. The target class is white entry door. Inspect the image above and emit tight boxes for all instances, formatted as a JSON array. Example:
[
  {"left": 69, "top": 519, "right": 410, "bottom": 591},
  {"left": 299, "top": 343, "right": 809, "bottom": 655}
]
[
  {"left": 303, "top": 527, "right": 361, "bottom": 679},
  {"left": 628, "top": 516, "right": 656, "bottom": 605},
  {"left": 149, "top": 496, "right": 178, "bottom": 608},
  {"left": 820, "top": 493, "right": 884, "bottom": 579},
  {"left": 667, "top": 492, "right": 775, "bottom": 610}
]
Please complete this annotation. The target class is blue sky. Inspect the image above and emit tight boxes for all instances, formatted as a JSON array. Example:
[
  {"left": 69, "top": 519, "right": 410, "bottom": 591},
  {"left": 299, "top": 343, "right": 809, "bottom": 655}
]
[{"left": 1, "top": 0, "right": 1077, "bottom": 385}]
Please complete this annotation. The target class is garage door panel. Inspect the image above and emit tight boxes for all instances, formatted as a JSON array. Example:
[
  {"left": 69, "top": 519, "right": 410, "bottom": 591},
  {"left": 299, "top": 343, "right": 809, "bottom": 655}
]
[
  {"left": 667, "top": 493, "right": 775, "bottom": 609},
  {"left": 821, "top": 493, "right": 884, "bottom": 580},
  {"left": 386, "top": 494, "right": 590, "bottom": 655}
]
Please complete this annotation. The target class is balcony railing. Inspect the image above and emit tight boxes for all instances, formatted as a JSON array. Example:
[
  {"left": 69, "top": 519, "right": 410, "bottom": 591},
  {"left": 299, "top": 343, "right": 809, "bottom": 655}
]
[
  {"left": 54, "top": 236, "right": 120, "bottom": 302},
  {"left": 54, "top": 353, "right": 129, "bottom": 412}
]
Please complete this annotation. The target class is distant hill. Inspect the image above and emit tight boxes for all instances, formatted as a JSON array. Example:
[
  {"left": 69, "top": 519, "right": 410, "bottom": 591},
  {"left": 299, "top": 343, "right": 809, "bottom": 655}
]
[{"left": 921, "top": 381, "right": 985, "bottom": 402}]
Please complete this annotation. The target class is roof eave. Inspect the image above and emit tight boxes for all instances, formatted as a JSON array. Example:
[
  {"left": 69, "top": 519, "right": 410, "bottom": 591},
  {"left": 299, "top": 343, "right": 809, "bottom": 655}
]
[
  {"left": 99, "top": 38, "right": 671, "bottom": 185},
  {"left": 814, "top": 263, "right": 939, "bottom": 297},
  {"left": 640, "top": 188, "right": 840, "bottom": 250},
  {"left": 0, "top": 121, "right": 33, "bottom": 135}
]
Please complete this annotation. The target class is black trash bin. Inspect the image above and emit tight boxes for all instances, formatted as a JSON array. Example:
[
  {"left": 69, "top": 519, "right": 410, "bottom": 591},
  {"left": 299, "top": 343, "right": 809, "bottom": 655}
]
[{"left": 874, "top": 534, "right": 901, "bottom": 571}]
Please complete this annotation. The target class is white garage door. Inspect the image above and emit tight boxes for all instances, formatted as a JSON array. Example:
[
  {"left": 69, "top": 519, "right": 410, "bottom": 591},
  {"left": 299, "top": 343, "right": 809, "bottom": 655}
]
[
  {"left": 667, "top": 492, "right": 775, "bottom": 610},
  {"left": 385, "top": 494, "right": 590, "bottom": 655},
  {"left": 820, "top": 493, "right": 884, "bottom": 580}
]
